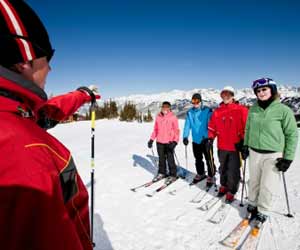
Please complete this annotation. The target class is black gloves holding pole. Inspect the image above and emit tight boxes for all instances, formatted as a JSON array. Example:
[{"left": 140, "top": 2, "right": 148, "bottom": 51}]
[
  {"left": 235, "top": 140, "right": 249, "bottom": 160},
  {"left": 276, "top": 158, "right": 292, "bottom": 172}
]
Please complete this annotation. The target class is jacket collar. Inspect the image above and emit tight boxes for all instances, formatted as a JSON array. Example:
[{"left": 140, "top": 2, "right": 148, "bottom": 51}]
[
  {"left": 254, "top": 98, "right": 280, "bottom": 110},
  {"left": 159, "top": 111, "right": 173, "bottom": 118},
  {"left": 0, "top": 66, "right": 47, "bottom": 115},
  {"left": 219, "top": 101, "right": 237, "bottom": 108}
]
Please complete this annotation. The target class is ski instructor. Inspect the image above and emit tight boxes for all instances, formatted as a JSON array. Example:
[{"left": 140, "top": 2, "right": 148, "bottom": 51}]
[
  {"left": 243, "top": 78, "right": 298, "bottom": 223},
  {"left": 0, "top": 1, "right": 98, "bottom": 249}
]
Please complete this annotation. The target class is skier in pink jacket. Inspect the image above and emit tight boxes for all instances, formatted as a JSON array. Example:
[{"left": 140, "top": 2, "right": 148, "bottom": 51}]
[{"left": 148, "top": 101, "right": 180, "bottom": 184}]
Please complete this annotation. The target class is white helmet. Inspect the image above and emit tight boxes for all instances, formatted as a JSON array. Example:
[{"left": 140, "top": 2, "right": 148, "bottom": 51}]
[{"left": 221, "top": 86, "right": 235, "bottom": 96}]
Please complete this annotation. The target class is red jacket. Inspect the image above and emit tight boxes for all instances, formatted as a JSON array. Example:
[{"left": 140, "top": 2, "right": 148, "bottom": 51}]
[
  {"left": 208, "top": 102, "right": 248, "bottom": 151},
  {"left": 0, "top": 66, "right": 94, "bottom": 250}
]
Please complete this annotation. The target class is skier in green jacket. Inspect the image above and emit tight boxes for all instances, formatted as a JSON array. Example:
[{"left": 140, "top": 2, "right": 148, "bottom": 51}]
[{"left": 242, "top": 78, "right": 298, "bottom": 223}]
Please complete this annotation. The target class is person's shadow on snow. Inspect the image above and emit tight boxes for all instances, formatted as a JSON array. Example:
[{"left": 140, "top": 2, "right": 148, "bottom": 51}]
[
  {"left": 132, "top": 153, "right": 194, "bottom": 182},
  {"left": 94, "top": 213, "right": 114, "bottom": 250},
  {"left": 132, "top": 154, "right": 157, "bottom": 175}
]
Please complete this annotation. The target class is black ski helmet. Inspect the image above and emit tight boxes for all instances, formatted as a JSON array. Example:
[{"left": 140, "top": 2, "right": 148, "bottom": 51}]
[{"left": 0, "top": 0, "right": 54, "bottom": 67}]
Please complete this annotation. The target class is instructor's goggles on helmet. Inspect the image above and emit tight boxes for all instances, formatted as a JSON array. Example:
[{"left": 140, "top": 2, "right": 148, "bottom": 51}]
[{"left": 252, "top": 78, "right": 276, "bottom": 90}]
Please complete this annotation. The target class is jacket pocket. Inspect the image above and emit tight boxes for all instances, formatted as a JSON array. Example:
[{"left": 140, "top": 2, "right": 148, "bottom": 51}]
[{"left": 60, "top": 157, "right": 78, "bottom": 203}]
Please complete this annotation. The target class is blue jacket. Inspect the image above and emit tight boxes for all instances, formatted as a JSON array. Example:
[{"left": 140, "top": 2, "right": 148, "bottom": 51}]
[{"left": 183, "top": 106, "right": 212, "bottom": 144}]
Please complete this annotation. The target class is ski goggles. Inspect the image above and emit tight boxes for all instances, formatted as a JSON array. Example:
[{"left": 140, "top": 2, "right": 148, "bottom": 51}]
[{"left": 252, "top": 78, "right": 275, "bottom": 89}]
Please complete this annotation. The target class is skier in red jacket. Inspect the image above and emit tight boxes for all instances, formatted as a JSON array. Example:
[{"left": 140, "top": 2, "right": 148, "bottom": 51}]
[
  {"left": 0, "top": 1, "right": 99, "bottom": 249},
  {"left": 208, "top": 86, "right": 248, "bottom": 203}
]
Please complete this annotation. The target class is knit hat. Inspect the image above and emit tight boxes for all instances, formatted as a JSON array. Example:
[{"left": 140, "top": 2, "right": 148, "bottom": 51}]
[
  {"left": 192, "top": 93, "right": 202, "bottom": 102},
  {"left": 162, "top": 101, "right": 171, "bottom": 107},
  {"left": 0, "top": 0, "right": 54, "bottom": 67}
]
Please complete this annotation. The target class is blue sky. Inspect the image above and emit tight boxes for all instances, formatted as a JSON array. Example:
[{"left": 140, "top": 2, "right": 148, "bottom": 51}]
[{"left": 28, "top": 0, "right": 300, "bottom": 98}]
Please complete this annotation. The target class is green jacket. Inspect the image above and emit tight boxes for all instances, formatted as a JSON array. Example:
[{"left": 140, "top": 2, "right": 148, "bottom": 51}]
[{"left": 244, "top": 99, "right": 298, "bottom": 160}]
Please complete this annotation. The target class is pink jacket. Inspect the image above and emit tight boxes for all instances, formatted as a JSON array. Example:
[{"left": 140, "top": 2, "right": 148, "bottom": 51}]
[{"left": 150, "top": 111, "right": 180, "bottom": 144}]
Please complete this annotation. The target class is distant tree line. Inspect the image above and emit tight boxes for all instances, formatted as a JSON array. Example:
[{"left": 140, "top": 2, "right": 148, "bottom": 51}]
[{"left": 84, "top": 100, "right": 153, "bottom": 122}]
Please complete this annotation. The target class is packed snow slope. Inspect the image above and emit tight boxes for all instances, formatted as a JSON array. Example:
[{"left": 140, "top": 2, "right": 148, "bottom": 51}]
[{"left": 50, "top": 119, "right": 300, "bottom": 250}]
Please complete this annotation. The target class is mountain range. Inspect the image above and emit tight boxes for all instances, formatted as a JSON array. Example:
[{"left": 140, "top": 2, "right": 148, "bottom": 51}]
[{"left": 111, "top": 85, "right": 300, "bottom": 118}]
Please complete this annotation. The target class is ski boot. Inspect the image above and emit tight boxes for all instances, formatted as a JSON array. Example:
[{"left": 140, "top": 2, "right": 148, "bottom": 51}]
[
  {"left": 255, "top": 212, "right": 268, "bottom": 224},
  {"left": 191, "top": 174, "right": 207, "bottom": 185},
  {"left": 206, "top": 176, "right": 216, "bottom": 188},
  {"left": 247, "top": 204, "right": 258, "bottom": 220},
  {"left": 217, "top": 186, "right": 228, "bottom": 197},
  {"left": 152, "top": 173, "right": 165, "bottom": 182},
  {"left": 225, "top": 192, "right": 235, "bottom": 204},
  {"left": 165, "top": 176, "right": 177, "bottom": 185}
]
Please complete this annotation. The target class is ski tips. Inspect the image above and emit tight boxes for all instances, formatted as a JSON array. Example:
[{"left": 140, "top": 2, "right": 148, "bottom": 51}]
[
  {"left": 146, "top": 194, "right": 153, "bottom": 197},
  {"left": 130, "top": 188, "right": 137, "bottom": 192}
]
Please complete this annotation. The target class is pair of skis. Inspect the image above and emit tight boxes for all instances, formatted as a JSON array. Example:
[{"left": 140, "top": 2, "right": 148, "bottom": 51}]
[
  {"left": 130, "top": 179, "right": 161, "bottom": 192},
  {"left": 146, "top": 177, "right": 178, "bottom": 197},
  {"left": 130, "top": 177, "right": 178, "bottom": 197},
  {"left": 220, "top": 214, "right": 265, "bottom": 249}
]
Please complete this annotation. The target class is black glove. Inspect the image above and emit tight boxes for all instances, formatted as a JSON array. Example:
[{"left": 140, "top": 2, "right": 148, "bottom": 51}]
[
  {"left": 241, "top": 146, "right": 249, "bottom": 160},
  {"left": 235, "top": 140, "right": 244, "bottom": 151},
  {"left": 235, "top": 140, "right": 249, "bottom": 160},
  {"left": 148, "top": 139, "right": 153, "bottom": 149},
  {"left": 168, "top": 141, "right": 177, "bottom": 151},
  {"left": 276, "top": 158, "right": 292, "bottom": 172},
  {"left": 183, "top": 138, "right": 189, "bottom": 146},
  {"left": 77, "top": 86, "right": 97, "bottom": 104}
]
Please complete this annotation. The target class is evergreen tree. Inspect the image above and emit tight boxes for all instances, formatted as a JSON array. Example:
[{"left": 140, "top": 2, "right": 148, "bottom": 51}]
[
  {"left": 108, "top": 100, "right": 118, "bottom": 119},
  {"left": 143, "top": 109, "right": 153, "bottom": 122},
  {"left": 120, "top": 102, "right": 137, "bottom": 121}
]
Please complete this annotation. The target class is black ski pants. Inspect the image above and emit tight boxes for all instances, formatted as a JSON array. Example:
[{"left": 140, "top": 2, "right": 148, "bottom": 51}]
[
  {"left": 192, "top": 142, "right": 216, "bottom": 177},
  {"left": 218, "top": 150, "right": 241, "bottom": 194},
  {"left": 156, "top": 142, "right": 177, "bottom": 177}
]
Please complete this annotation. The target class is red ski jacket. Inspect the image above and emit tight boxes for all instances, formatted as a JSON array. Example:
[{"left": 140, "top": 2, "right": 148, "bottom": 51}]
[
  {"left": 208, "top": 102, "right": 248, "bottom": 151},
  {"left": 0, "top": 66, "right": 94, "bottom": 250}
]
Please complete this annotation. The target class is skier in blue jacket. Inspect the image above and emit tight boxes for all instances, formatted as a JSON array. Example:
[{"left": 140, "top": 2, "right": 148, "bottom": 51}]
[{"left": 183, "top": 93, "right": 216, "bottom": 187}]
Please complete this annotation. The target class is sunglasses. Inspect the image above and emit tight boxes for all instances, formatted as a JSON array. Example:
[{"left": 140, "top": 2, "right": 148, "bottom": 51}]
[
  {"left": 221, "top": 91, "right": 233, "bottom": 97},
  {"left": 252, "top": 78, "right": 275, "bottom": 89},
  {"left": 9, "top": 34, "right": 55, "bottom": 62},
  {"left": 256, "top": 87, "right": 270, "bottom": 94},
  {"left": 191, "top": 99, "right": 200, "bottom": 105}
]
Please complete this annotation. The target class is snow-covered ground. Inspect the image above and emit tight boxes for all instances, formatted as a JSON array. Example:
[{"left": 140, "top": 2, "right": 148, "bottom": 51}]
[{"left": 50, "top": 120, "right": 300, "bottom": 250}]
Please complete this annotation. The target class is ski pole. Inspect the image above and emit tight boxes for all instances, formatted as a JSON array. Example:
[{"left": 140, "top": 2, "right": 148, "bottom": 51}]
[
  {"left": 282, "top": 172, "right": 294, "bottom": 218},
  {"left": 90, "top": 103, "right": 96, "bottom": 247},
  {"left": 151, "top": 148, "right": 158, "bottom": 168},
  {"left": 208, "top": 147, "right": 215, "bottom": 176},
  {"left": 185, "top": 145, "right": 188, "bottom": 172},
  {"left": 240, "top": 159, "right": 247, "bottom": 207},
  {"left": 174, "top": 151, "right": 180, "bottom": 167},
  {"left": 174, "top": 151, "right": 188, "bottom": 179}
]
